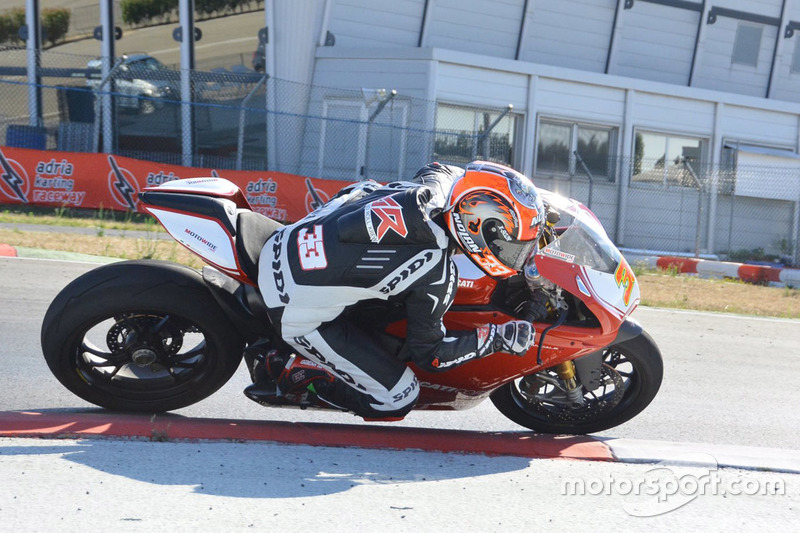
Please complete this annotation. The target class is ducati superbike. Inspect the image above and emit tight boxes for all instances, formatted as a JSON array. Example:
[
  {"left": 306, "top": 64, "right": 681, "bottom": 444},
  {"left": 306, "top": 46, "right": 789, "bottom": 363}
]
[{"left": 41, "top": 178, "right": 663, "bottom": 434}]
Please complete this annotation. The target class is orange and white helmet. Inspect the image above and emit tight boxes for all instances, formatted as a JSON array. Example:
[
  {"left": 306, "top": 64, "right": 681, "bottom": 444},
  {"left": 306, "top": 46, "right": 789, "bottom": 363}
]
[{"left": 445, "top": 161, "right": 545, "bottom": 278}]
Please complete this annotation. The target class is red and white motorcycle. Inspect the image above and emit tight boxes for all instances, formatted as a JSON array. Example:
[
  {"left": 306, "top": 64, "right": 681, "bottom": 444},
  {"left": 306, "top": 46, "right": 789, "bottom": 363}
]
[{"left": 41, "top": 177, "right": 662, "bottom": 434}]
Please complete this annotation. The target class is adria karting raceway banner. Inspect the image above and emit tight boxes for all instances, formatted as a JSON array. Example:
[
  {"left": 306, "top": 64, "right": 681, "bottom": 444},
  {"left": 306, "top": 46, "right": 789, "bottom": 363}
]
[{"left": 0, "top": 146, "right": 345, "bottom": 222}]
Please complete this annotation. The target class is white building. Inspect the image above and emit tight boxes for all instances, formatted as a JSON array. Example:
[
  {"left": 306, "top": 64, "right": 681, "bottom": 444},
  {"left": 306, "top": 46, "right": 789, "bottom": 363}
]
[{"left": 257, "top": 0, "right": 800, "bottom": 259}]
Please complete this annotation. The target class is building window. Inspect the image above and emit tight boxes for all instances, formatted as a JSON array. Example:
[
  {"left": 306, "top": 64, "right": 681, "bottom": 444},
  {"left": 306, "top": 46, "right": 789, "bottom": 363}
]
[
  {"left": 792, "top": 36, "right": 800, "bottom": 74},
  {"left": 732, "top": 23, "right": 762, "bottom": 67},
  {"left": 535, "top": 118, "right": 617, "bottom": 181},
  {"left": 434, "top": 104, "right": 520, "bottom": 168},
  {"left": 632, "top": 131, "right": 706, "bottom": 187}
]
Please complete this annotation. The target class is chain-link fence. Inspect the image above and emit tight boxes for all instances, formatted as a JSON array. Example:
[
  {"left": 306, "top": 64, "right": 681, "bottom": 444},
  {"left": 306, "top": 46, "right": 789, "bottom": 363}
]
[
  {"left": 2, "top": 47, "right": 800, "bottom": 265},
  {"left": 537, "top": 155, "right": 800, "bottom": 266}
]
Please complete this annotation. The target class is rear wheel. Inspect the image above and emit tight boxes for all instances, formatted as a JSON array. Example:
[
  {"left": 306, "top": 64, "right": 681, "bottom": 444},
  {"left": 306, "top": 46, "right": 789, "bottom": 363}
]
[
  {"left": 490, "top": 331, "right": 663, "bottom": 434},
  {"left": 41, "top": 261, "right": 244, "bottom": 412}
]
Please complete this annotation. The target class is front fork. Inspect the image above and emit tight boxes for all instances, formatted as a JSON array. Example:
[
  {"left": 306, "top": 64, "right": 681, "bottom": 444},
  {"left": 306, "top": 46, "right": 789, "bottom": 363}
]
[
  {"left": 519, "top": 360, "right": 587, "bottom": 408},
  {"left": 554, "top": 361, "right": 586, "bottom": 407}
]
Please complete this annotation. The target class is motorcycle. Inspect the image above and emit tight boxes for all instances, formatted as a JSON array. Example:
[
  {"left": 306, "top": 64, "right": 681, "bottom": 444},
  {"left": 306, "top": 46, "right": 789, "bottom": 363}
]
[{"left": 41, "top": 177, "right": 663, "bottom": 434}]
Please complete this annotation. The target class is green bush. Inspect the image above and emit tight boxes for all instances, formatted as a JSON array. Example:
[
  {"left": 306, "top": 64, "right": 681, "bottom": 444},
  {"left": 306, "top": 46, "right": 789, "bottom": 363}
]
[
  {"left": 121, "top": 0, "right": 178, "bottom": 26},
  {"left": 120, "top": 0, "right": 148, "bottom": 26},
  {"left": 0, "top": 8, "right": 26, "bottom": 45},
  {"left": 42, "top": 8, "right": 70, "bottom": 46},
  {"left": 196, "top": 0, "right": 230, "bottom": 17}
]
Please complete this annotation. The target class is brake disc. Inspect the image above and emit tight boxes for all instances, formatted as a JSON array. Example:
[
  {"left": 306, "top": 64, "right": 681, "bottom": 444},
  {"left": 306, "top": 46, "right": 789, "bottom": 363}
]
[{"left": 518, "top": 363, "right": 625, "bottom": 423}]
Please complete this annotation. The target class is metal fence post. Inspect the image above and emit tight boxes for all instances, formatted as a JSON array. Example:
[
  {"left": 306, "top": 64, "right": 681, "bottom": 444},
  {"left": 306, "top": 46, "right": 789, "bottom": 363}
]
[
  {"left": 25, "top": 0, "right": 43, "bottom": 128},
  {"left": 237, "top": 74, "right": 268, "bottom": 170},
  {"left": 362, "top": 89, "right": 397, "bottom": 181},
  {"left": 682, "top": 158, "right": 704, "bottom": 257},
  {"left": 91, "top": 58, "right": 124, "bottom": 153},
  {"left": 573, "top": 150, "right": 595, "bottom": 209}
]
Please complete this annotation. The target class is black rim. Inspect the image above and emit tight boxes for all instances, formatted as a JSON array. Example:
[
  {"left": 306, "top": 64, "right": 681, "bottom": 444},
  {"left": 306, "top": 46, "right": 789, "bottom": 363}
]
[
  {"left": 510, "top": 347, "right": 642, "bottom": 425},
  {"left": 72, "top": 312, "right": 213, "bottom": 401}
]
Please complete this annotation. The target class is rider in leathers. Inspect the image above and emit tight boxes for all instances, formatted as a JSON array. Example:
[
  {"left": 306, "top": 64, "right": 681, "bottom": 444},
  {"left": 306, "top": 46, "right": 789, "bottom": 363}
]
[{"left": 248, "top": 161, "right": 545, "bottom": 420}]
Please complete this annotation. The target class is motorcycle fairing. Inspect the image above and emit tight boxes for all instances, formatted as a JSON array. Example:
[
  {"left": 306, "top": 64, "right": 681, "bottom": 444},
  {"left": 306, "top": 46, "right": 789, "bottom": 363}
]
[
  {"left": 149, "top": 177, "right": 253, "bottom": 209},
  {"left": 139, "top": 190, "right": 249, "bottom": 283},
  {"left": 534, "top": 190, "right": 640, "bottom": 333}
]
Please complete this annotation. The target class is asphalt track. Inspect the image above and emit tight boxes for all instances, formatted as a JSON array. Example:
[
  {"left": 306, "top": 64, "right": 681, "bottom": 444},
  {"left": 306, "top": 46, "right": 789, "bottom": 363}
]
[
  {"left": 1, "top": 247, "right": 799, "bottom": 530},
  {"left": 1, "top": 244, "right": 799, "bottom": 470}
]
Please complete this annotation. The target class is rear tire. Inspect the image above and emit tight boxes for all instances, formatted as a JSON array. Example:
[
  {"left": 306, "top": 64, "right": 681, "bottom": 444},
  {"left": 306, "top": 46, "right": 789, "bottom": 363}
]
[
  {"left": 41, "top": 260, "right": 244, "bottom": 412},
  {"left": 490, "top": 331, "right": 663, "bottom": 434}
]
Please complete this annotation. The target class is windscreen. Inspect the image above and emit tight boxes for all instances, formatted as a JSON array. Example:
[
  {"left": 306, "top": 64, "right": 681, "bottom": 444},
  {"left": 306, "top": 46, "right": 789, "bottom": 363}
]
[{"left": 536, "top": 191, "right": 620, "bottom": 274}]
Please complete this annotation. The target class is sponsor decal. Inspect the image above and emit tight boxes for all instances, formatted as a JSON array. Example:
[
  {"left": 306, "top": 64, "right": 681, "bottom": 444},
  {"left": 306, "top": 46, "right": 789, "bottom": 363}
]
[
  {"left": 476, "top": 253, "right": 510, "bottom": 277},
  {"left": 614, "top": 258, "right": 636, "bottom": 306},
  {"left": 271, "top": 230, "right": 290, "bottom": 304},
  {"left": 183, "top": 228, "right": 218, "bottom": 252},
  {"left": 392, "top": 376, "right": 418, "bottom": 403},
  {"left": 292, "top": 336, "right": 367, "bottom": 392},
  {"left": 458, "top": 279, "right": 475, "bottom": 289},
  {"left": 146, "top": 171, "right": 180, "bottom": 186},
  {"left": 379, "top": 250, "right": 435, "bottom": 294},
  {"left": 32, "top": 158, "right": 85, "bottom": 205},
  {"left": 451, "top": 213, "right": 481, "bottom": 253},
  {"left": 419, "top": 381, "right": 484, "bottom": 396},
  {"left": 304, "top": 177, "right": 330, "bottom": 213},
  {"left": 297, "top": 225, "right": 328, "bottom": 270},
  {"left": 247, "top": 177, "right": 288, "bottom": 221},
  {"left": 2, "top": 152, "right": 90, "bottom": 206},
  {"left": 542, "top": 247, "right": 576, "bottom": 263},
  {"left": 365, "top": 195, "right": 408, "bottom": 243},
  {"left": 476, "top": 324, "right": 497, "bottom": 356},
  {"left": 0, "top": 149, "right": 30, "bottom": 203},
  {"left": 107, "top": 156, "right": 139, "bottom": 210},
  {"left": 442, "top": 261, "right": 456, "bottom": 306},
  {"left": 430, "top": 351, "right": 480, "bottom": 369}
]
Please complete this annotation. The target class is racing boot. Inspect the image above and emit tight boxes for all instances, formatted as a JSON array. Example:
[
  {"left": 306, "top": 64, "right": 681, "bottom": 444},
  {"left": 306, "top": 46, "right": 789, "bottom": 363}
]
[{"left": 244, "top": 351, "right": 336, "bottom": 407}]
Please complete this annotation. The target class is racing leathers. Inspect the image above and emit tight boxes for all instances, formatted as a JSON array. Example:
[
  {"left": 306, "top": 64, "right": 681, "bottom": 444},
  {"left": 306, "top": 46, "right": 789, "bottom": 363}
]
[{"left": 256, "top": 163, "right": 532, "bottom": 419}]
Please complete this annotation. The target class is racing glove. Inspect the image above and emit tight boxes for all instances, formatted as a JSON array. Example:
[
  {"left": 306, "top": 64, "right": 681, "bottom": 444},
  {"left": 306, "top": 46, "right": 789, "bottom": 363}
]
[{"left": 477, "top": 320, "right": 535, "bottom": 357}]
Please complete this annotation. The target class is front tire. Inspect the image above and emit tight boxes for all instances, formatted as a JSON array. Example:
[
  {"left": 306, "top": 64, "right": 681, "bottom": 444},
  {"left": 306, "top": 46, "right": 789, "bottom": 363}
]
[
  {"left": 41, "top": 261, "right": 244, "bottom": 412},
  {"left": 490, "top": 331, "right": 663, "bottom": 434}
]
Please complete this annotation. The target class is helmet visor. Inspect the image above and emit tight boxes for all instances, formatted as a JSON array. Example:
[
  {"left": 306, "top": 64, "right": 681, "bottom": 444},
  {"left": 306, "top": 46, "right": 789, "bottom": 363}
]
[{"left": 487, "top": 236, "right": 538, "bottom": 271}]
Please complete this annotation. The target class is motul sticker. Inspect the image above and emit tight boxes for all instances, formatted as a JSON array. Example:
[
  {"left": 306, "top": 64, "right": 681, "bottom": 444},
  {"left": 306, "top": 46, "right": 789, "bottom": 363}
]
[
  {"left": 297, "top": 225, "right": 327, "bottom": 270},
  {"left": 365, "top": 195, "right": 408, "bottom": 243}
]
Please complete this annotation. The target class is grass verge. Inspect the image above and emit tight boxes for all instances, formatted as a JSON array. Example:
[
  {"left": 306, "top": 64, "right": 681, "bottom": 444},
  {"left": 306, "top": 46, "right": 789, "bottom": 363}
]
[{"left": 1, "top": 209, "right": 799, "bottom": 319}]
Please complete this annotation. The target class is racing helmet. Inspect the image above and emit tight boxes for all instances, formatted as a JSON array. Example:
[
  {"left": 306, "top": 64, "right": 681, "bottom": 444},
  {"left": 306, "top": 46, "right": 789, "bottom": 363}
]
[{"left": 445, "top": 161, "right": 545, "bottom": 278}]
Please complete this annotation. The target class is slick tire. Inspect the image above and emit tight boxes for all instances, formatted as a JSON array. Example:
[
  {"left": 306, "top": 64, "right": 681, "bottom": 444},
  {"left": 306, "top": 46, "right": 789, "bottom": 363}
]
[
  {"left": 490, "top": 331, "right": 663, "bottom": 434},
  {"left": 41, "top": 260, "right": 244, "bottom": 412}
]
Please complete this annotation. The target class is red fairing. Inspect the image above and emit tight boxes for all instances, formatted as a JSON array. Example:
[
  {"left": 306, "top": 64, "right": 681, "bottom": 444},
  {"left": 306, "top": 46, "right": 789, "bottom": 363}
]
[{"left": 453, "top": 275, "right": 497, "bottom": 305}]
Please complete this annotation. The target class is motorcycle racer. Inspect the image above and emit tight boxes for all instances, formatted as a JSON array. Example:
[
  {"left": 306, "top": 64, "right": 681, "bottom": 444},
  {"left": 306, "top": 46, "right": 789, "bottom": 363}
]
[{"left": 246, "top": 161, "right": 546, "bottom": 420}]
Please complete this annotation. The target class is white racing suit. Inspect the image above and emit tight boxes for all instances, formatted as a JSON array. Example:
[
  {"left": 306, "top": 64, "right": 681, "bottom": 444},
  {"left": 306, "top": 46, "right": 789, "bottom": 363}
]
[{"left": 257, "top": 164, "right": 500, "bottom": 419}]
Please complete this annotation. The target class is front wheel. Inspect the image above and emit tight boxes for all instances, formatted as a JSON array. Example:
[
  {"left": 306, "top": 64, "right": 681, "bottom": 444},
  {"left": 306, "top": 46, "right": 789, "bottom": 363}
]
[
  {"left": 41, "top": 261, "right": 245, "bottom": 412},
  {"left": 490, "top": 331, "right": 663, "bottom": 434}
]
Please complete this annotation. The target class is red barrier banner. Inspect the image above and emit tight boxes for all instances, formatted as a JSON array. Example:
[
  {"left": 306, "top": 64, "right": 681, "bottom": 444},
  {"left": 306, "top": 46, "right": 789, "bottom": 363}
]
[{"left": 0, "top": 146, "right": 349, "bottom": 222}]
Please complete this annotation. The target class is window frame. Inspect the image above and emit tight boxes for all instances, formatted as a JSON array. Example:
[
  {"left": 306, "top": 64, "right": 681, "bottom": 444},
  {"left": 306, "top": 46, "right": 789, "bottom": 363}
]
[
  {"left": 731, "top": 22, "right": 763, "bottom": 67},
  {"left": 534, "top": 116, "right": 619, "bottom": 182},
  {"left": 791, "top": 35, "right": 800, "bottom": 74},
  {"left": 631, "top": 129, "right": 709, "bottom": 189},
  {"left": 433, "top": 102, "right": 523, "bottom": 169}
]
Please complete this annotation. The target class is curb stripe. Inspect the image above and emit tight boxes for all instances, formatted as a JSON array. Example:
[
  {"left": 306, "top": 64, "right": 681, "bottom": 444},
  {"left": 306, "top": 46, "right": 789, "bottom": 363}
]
[
  {"left": 0, "top": 411, "right": 613, "bottom": 461},
  {"left": 646, "top": 255, "right": 798, "bottom": 287},
  {"left": 0, "top": 244, "right": 17, "bottom": 257}
]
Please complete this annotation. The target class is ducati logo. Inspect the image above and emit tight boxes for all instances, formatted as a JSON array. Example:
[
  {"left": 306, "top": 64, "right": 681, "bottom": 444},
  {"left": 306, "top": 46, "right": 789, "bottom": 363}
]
[{"left": 365, "top": 195, "right": 408, "bottom": 243}]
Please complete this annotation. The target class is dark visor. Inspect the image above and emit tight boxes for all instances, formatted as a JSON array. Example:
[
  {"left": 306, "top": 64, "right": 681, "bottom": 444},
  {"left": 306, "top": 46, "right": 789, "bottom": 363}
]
[{"left": 487, "top": 237, "right": 538, "bottom": 271}]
